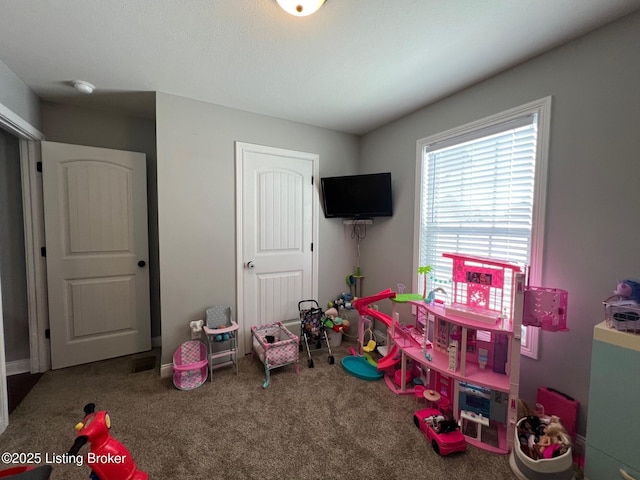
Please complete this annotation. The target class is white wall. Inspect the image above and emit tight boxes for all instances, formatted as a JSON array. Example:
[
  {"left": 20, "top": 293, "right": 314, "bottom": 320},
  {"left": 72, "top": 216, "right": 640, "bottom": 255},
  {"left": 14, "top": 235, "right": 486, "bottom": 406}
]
[
  {"left": 358, "top": 12, "right": 640, "bottom": 435},
  {"left": 156, "top": 93, "right": 360, "bottom": 365}
]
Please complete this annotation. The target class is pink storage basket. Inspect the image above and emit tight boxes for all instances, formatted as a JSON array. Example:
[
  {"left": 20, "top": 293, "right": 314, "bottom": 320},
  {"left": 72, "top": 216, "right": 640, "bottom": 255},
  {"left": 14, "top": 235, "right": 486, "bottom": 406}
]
[{"left": 173, "top": 340, "right": 208, "bottom": 390}]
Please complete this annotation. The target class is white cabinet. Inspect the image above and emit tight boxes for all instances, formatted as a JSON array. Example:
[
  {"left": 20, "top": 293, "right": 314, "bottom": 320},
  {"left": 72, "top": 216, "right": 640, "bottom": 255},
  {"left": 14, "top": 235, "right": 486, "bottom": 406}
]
[{"left": 585, "top": 322, "right": 640, "bottom": 480}]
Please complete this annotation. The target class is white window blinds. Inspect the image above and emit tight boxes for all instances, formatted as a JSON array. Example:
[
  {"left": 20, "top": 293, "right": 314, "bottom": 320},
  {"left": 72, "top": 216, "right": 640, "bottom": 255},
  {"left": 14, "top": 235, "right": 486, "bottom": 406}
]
[{"left": 418, "top": 115, "right": 537, "bottom": 287}]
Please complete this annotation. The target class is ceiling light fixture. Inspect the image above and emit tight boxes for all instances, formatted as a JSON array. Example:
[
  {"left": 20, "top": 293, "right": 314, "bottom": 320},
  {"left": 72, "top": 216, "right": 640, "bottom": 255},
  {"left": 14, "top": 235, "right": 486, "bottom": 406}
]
[
  {"left": 276, "top": 0, "right": 326, "bottom": 17},
  {"left": 72, "top": 80, "right": 95, "bottom": 94}
]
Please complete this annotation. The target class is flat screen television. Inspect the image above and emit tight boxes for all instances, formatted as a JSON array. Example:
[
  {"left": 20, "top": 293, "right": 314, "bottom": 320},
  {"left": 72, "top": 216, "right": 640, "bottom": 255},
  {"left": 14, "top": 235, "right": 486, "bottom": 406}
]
[{"left": 321, "top": 172, "right": 393, "bottom": 219}]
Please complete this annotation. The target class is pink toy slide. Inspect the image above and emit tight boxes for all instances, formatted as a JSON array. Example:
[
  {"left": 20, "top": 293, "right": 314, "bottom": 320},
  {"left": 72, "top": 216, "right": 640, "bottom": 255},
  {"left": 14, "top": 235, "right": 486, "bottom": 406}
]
[{"left": 377, "top": 343, "right": 401, "bottom": 371}]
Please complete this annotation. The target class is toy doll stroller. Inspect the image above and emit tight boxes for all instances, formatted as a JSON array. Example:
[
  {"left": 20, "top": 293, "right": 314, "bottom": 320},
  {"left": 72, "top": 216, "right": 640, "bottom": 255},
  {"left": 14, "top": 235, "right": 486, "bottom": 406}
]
[{"left": 298, "top": 299, "right": 335, "bottom": 368}]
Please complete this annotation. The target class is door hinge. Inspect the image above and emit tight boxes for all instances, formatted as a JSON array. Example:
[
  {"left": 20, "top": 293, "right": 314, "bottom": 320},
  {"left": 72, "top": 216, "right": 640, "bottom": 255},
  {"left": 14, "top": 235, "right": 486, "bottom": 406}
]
[
  {"left": 40, "top": 246, "right": 46, "bottom": 257},
  {"left": 45, "top": 328, "right": 50, "bottom": 339},
  {"left": 36, "top": 161, "right": 42, "bottom": 172},
  {"left": 311, "top": 176, "right": 314, "bottom": 185},
  {"left": 311, "top": 243, "right": 313, "bottom": 252}
]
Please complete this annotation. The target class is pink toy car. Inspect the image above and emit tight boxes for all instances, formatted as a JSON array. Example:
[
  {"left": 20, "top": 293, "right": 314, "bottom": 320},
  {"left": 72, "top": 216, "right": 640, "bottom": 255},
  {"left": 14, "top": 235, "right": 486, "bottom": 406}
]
[{"left": 413, "top": 407, "right": 467, "bottom": 456}]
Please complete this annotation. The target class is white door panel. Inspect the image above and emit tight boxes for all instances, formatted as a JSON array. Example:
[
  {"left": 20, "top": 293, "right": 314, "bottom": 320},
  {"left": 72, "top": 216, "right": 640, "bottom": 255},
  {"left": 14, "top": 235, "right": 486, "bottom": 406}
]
[
  {"left": 41, "top": 141, "right": 150, "bottom": 369},
  {"left": 237, "top": 143, "right": 317, "bottom": 355}
]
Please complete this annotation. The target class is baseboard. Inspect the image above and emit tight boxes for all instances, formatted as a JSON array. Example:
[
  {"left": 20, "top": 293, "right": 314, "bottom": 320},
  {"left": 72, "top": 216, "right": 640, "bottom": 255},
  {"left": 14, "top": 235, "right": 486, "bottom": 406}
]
[
  {"left": 6, "top": 340, "right": 162, "bottom": 376},
  {"left": 160, "top": 363, "right": 173, "bottom": 378},
  {"left": 6, "top": 358, "right": 31, "bottom": 376},
  {"left": 282, "top": 319, "right": 301, "bottom": 338}
]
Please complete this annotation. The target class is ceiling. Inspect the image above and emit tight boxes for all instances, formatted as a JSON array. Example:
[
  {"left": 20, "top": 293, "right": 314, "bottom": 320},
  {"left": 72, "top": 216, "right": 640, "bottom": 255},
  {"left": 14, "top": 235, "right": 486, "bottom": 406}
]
[{"left": 1, "top": 0, "right": 639, "bottom": 135}]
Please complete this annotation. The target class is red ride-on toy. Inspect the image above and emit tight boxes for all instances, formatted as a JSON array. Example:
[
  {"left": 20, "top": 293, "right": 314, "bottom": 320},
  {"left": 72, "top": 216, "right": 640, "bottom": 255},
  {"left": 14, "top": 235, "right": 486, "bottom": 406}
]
[
  {"left": 0, "top": 466, "right": 52, "bottom": 479},
  {"left": 413, "top": 407, "right": 467, "bottom": 456},
  {"left": 68, "top": 403, "right": 148, "bottom": 480}
]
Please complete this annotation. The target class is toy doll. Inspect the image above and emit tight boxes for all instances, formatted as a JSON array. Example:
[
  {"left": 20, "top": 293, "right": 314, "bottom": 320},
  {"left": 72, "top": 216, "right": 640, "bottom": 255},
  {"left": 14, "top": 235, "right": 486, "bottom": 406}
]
[{"left": 537, "top": 419, "right": 571, "bottom": 459}]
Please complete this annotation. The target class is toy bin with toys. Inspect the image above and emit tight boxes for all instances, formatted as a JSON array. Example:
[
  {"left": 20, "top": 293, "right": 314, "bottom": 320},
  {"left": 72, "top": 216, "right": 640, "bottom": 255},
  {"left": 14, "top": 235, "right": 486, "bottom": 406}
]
[
  {"left": 510, "top": 416, "right": 575, "bottom": 480},
  {"left": 603, "top": 301, "right": 640, "bottom": 333}
]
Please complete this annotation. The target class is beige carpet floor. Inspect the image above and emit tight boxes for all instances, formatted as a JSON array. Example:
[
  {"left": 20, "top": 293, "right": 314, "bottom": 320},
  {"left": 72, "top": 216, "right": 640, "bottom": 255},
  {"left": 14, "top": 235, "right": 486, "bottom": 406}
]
[{"left": 0, "top": 340, "right": 520, "bottom": 479}]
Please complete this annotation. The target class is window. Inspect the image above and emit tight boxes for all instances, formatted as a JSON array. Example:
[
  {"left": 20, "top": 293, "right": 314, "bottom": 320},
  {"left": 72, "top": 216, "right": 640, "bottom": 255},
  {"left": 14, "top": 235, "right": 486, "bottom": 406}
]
[{"left": 413, "top": 97, "right": 551, "bottom": 359}]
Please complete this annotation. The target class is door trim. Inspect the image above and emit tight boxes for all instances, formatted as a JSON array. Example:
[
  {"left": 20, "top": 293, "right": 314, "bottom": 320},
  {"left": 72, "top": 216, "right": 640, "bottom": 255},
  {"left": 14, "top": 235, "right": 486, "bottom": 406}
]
[
  {"left": 235, "top": 142, "right": 319, "bottom": 356},
  {"left": 0, "top": 101, "right": 45, "bottom": 435},
  {"left": 19, "top": 139, "right": 50, "bottom": 373},
  {"left": 0, "top": 103, "right": 44, "bottom": 141},
  {"left": 0, "top": 106, "right": 48, "bottom": 373}
]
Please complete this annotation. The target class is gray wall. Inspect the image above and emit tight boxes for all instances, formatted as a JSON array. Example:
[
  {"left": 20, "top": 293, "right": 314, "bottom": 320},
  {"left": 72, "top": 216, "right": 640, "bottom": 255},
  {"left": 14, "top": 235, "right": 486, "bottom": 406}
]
[
  {"left": 358, "top": 12, "right": 640, "bottom": 436},
  {"left": 0, "top": 128, "right": 30, "bottom": 362},
  {"left": 40, "top": 102, "right": 161, "bottom": 339},
  {"left": 156, "top": 93, "right": 360, "bottom": 365},
  {"left": 0, "top": 58, "right": 40, "bottom": 130}
]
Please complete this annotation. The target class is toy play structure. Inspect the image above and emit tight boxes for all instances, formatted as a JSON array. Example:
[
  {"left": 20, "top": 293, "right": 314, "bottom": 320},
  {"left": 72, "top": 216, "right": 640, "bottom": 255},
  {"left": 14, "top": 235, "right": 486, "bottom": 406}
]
[
  {"left": 376, "top": 343, "right": 400, "bottom": 371},
  {"left": 350, "top": 252, "right": 568, "bottom": 455},
  {"left": 340, "top": 354, "right": 383, "bottom": 381}
]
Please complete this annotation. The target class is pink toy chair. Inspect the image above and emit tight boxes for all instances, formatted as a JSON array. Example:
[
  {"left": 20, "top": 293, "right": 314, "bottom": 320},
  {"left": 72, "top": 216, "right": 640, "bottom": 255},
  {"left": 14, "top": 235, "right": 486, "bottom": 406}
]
[{"left": 172, "top": 340, "right": 208, "bottom": 390}]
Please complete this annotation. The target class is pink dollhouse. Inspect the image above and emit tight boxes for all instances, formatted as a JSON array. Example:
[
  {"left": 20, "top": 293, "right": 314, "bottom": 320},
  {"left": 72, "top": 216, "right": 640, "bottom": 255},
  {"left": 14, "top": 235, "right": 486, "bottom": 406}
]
[
  {"left": 357, "top": 252, "right": 569, "bottom": 455},
  {"left": 386, "top": 253, "right": 526, "bottom": 454}
]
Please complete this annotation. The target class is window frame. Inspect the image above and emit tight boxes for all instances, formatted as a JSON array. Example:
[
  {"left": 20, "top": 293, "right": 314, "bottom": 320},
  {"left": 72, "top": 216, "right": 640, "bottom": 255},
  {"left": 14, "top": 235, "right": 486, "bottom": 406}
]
[{"left": 412, "top": 97, "right": 552, "bottom": 359}]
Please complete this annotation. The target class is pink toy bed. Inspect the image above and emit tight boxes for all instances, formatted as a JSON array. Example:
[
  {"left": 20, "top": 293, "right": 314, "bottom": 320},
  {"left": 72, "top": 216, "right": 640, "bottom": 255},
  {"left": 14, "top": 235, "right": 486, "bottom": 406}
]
[{"left": 251, "top": 322, "right": 299, "bottom": 388}]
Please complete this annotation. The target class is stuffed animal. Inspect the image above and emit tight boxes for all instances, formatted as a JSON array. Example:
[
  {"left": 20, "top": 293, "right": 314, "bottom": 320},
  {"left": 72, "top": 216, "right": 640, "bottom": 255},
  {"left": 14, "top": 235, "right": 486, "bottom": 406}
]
[
  {"left": 324, "top": 307, "right": 350, "bottom": 333},
  {"left": 324, "top": 307, "right": 338, "bottom": 319},
  {"left": 613, "top": 280, "right": 640, "bottom": 304}
]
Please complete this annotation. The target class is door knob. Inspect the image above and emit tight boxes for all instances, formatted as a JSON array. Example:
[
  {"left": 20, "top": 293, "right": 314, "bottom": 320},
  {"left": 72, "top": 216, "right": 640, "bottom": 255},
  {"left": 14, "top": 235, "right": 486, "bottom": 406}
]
[
  {"left": 138, "top": 260, "right": 146, "bottom": 267},
  {"left": 246, "top": 261, "right": 255, "bottom": 270}
]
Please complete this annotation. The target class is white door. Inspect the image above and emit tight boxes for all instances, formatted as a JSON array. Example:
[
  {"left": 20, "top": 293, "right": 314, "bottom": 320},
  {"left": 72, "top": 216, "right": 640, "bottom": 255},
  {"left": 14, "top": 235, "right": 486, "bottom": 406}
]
[
  {"left": 41, "top": 141, "right": 151, "bottom": 369},
  {"left": 236, "top": 142, "right": 318, "bottom": 355}
]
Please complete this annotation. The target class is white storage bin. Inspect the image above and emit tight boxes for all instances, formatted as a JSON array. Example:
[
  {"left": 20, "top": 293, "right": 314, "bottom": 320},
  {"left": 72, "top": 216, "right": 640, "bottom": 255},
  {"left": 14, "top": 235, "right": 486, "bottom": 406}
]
[{"left": 603, "top": 300, "right": 640, "bottom": 333}]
